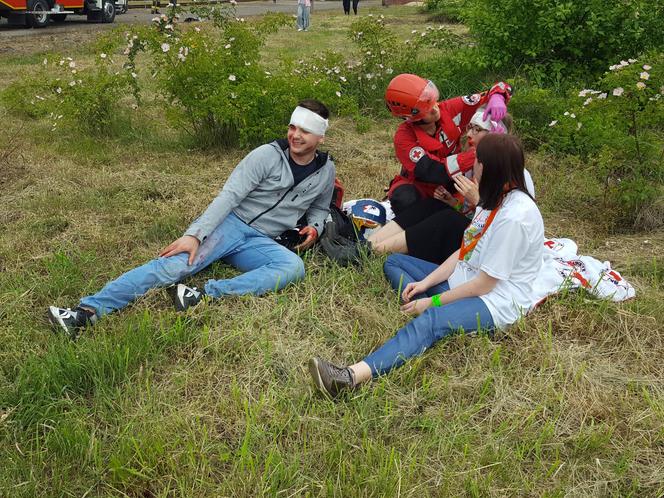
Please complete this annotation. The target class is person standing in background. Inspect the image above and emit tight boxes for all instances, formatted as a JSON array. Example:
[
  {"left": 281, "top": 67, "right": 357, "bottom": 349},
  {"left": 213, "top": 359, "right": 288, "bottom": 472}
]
[{"left": 297, "top": 0, "right": 311, "bottom": 31}]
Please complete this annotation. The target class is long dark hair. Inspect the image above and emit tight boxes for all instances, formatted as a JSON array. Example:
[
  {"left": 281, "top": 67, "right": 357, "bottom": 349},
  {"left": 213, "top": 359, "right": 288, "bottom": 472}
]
[{"left": 476, "top": 134, "right": 532, "bottom": 210}]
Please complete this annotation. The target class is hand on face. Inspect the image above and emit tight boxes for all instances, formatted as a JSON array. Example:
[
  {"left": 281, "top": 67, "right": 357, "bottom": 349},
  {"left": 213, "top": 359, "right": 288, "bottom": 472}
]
[{"left": 453, "top": 174, "right": 480, "bottom": 206}]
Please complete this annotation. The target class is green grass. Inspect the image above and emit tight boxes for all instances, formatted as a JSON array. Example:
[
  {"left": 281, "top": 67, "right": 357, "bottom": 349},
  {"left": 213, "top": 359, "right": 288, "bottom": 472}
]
[{"left": 1, "top": 6, "right": 664, "bottom": 497}]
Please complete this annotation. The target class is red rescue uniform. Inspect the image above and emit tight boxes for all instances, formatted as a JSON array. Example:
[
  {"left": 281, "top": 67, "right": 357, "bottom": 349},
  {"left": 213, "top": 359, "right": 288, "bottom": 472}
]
[{"left": 388, "top": 82, "right": 513, "bottom": 203}]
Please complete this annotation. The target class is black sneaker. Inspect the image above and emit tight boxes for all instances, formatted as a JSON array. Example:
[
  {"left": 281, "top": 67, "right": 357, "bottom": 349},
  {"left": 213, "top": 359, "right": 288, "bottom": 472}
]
[
  {"left": 167, "top": 283, "right": 205, "bottom": 312},
  {"left": 47, "top": 306, "right": 97, "bottom": 338},
  {"left": 308, "top": 357, "right": 356, "bottom": 398}
]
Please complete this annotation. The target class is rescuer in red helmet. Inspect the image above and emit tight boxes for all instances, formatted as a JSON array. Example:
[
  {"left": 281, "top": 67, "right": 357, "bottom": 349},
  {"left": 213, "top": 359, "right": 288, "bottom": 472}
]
[{"left": 384, "top": 73, "right": 512, "bottom": 214}]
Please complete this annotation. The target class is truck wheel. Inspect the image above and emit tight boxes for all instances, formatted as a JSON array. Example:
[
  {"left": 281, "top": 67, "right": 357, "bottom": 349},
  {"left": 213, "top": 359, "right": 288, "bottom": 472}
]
[
  {"left": 101, "top": 0, "right": 115, "bottom": 22},
  {"left": 27, "top": 0, "right": 50, "bottom": 28},
  {"left": 51, "top": 13, "right": 67, "bottom": 21}
]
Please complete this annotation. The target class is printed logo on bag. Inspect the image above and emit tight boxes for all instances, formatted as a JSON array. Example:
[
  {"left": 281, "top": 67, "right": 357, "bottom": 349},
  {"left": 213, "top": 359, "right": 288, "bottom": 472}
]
[
  {"left": 462, "top": 94, "right": 481, "bottom": 105},
  {"left": 544, "top": 240, "right": 565, "bottom": 252},
  {"left": 566, "top": 259, "right": 587, "bottom": 272},
  {"left": 409, "top": 146, "right": 425, "bottom": 162},
  {"left": 601, "top": 270, "right": 623, "bottom": 286}
]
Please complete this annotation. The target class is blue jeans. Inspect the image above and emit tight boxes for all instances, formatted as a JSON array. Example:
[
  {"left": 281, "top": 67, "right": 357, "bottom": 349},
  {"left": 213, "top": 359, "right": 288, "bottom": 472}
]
[
  {"left": 363, "top": 254, "right": 494, "bottom": 376},
  {"left": 297, "top": 4, "right": 310, "bottom": 30},
  {"left": 80, "top": 213, "right": 305, "bottom": 316}
]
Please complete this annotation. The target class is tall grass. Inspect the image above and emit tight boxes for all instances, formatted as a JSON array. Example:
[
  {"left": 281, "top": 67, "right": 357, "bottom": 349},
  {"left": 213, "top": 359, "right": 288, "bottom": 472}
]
[{"left": 0, "top": 7, "right": 663, "bottom": 497}]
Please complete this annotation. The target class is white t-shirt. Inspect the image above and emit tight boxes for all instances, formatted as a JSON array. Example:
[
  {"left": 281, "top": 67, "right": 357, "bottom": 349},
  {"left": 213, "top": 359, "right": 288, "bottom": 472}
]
[{"left": 447, "top": 190, "right": 544, "bottom": 328}]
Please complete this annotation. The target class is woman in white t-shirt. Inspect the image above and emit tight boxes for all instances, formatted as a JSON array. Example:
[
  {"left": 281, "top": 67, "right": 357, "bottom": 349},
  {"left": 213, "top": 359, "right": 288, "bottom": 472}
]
[{"left": 309, "top": 134, "right": 544, "bottom": 398}]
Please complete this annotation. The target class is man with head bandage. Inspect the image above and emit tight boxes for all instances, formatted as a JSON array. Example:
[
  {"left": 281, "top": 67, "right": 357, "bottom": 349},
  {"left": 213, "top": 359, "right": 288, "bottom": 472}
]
[{"left": 47, "top": 100, "right": 336, "bottom": 336}]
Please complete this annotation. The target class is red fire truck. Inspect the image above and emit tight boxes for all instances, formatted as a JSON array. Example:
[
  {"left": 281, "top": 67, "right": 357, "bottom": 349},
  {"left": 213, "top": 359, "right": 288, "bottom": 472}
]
[{"left": 0, "top": 0, "right": 126, "bottom": 27}]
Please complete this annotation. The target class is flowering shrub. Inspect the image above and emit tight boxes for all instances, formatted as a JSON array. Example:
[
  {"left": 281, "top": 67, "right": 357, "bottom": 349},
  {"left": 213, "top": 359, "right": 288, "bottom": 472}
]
[
  {"left": 546, "top": 54, "right": 664, "bottom": 227},
  {"left": 1, "top": 55, "right": 134, "bottom": 136},
  {"left": 464, "top": 0, "right": 664, "bottom": 83}
]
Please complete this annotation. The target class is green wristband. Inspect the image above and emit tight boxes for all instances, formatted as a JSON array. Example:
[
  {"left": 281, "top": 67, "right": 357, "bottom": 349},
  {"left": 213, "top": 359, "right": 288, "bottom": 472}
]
[{"left": 431, "top": 294, "right": 443, "bottom": 307}]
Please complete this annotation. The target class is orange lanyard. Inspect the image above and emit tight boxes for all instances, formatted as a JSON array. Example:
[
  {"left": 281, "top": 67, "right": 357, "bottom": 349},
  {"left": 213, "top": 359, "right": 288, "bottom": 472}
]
[{"left": 458, "top": 206, "right": 500, "bottom": 261}]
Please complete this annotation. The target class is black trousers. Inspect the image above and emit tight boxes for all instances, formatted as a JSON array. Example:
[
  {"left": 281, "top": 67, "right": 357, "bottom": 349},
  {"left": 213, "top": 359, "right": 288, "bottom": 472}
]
[{"left": 343, "top": 0, "right": 358, "bottom": 14}]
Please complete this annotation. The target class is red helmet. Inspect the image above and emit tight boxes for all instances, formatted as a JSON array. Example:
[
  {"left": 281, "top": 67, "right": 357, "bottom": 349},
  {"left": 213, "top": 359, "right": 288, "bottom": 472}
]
[{"left": 384, "top": 74, "right": 440, "bottom": 121}]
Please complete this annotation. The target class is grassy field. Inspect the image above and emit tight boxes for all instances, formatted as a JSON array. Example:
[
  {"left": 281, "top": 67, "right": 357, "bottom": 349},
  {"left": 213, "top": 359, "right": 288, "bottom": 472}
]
[{"left": 1, "top": 6, "right": 663, "bottom": 497}]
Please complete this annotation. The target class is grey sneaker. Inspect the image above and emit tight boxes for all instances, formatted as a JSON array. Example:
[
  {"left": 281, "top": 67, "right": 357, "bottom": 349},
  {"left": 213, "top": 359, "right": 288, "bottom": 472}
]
[
  {"left": 308, "top": 357, "right": 356, "bottom": 398},
  {"left": 167, "top": 283, "right": 205, "bottom": 312},
  {"left": 47, "top": 306, "right": 97, "bottom": 339}
]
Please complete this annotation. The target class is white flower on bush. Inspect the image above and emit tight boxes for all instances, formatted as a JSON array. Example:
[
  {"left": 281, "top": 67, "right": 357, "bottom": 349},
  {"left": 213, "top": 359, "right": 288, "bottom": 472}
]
[
  {"left": 548, "top": 120, "right": 557, "bottom": 127},
  {"left": 642, "top": 64, "right": 651, "bottom": 70},
  {"left": 365, "top": 73, "right": 373, "bottom": 79},
  {"left": 598, "top": 92, "right": 607, "bottom": 99},
  {"left": 43, "top": 58, "right": 47, "bottom": 65},
  {"left": 131, "top": 72, "right": 137, "bottom": 78},
  {"left": 161, "top": 43, "right": 170, "bottom": 52},
  {"left": 245, "top": 61, "right": 251, "bottom": 66},
  {"left": 230, "top": 0, "right": 237, "bottom": 4},
  {"left": 56, "top": 87, "right": 62, "bottom": 94},
  {"left": 224, "top": 44, "right": 231, "bottom": 49},
  {"left": 165, "top": 24, "right": 173, "bottom": 30},
  {"left": 612, "top": 87, "right": 624, "bottom": 96},
  {"left": 265, "top": 71, "right": 271, "bottom": 76},
  {"left": 100, "top": 53, "right": 107, "bottom": 59},
  {"left": 71, "top": 69, "right": 77, "bottom": 74},
  {"left": 578, "top": 89, "right": 591, "bottom": 97},
  {"left": 194, "top": 26, "right": 201, "bottom": 32},
  {"left": 68, "top": 61, "right": 76, "bottom": 68},
  {"left": 620, "top": 60, "right": 629, "bottom": 66},
  {"left": 152, "top": 16, "right": 159, "bottom": 22},
  {"left": 336, "top": 91, "right": 341, "bottom": 97},
  {"left": 640, "top": 72, "right": 649, "bottom": 80},
  {"left": 339, "top": 76, "right": 347, "bottom": 82},
  {"left": 636, "top": 82, "right": 646, "bottom": 90},
  {"left": 628, "top": 58, "right": 637, "bottom": 63},
  {"left": 570, "top": 113, "right": 576, "bottom": 118},
  {"left": 583, "top": 97, "right": 592, "bottom": 106},
  {"left": 228, "top": 74, "right": 236, "bottom": 81},
  {"left": 564, "top": 111, "right": 569, "bottom": 116},
  {"left": 577, "top": 122, "right": 582, "bottom": 130},
  {"left": 69, "top": 81, "right": 76, "bottom": 87}
]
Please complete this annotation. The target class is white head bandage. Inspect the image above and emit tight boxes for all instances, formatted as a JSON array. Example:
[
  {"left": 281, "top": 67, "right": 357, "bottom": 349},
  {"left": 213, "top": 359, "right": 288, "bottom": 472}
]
[
  {"left": 290, "top": 106, "right": 329, "bottom": 136},
  {"left": 470, "top": 108, "right": 506, "bottom": 134}
]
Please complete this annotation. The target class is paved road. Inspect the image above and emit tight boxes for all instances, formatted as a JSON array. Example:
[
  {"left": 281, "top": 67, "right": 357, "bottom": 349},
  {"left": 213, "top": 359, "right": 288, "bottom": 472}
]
[{"left": 0, "top": 0, "right": 383, "bottom": 38}]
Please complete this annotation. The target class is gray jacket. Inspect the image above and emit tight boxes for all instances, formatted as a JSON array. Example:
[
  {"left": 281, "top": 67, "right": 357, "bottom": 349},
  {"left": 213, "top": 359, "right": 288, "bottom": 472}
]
[{"left": 185, "top": 140, "right": 335, "bottom": 242}]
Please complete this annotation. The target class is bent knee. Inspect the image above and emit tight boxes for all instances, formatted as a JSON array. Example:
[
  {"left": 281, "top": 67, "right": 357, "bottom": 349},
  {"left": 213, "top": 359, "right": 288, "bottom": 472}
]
[
  {"left": 273, "top": 256, "right": 305, "bottom": 288},
  {"left": 383, "top": 253, "right": 407, "bottom": 273},
  {"left": 154, "top": 255, "right": 191, "bottom": 284}
]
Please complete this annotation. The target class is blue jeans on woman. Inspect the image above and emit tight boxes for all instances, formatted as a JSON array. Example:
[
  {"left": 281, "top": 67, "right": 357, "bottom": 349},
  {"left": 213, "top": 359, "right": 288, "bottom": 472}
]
[
  {"left": 297, "top": 3, "right": 310, "bottom": 30},
  {"left": 363, "top": 253, "right": 495, "bottom": 377},
  {"left": 80, "top": 213, "right": 305, "bottom": 317}
]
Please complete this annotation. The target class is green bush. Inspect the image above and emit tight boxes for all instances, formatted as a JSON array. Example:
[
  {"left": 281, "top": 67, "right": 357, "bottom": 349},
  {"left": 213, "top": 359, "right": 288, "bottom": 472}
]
[
  {"left": 545, "top": 53, "right": 664, "bottom": 228},
  {"left": 1, "top": 55, "right": 134, "bottom": 137},
  {"left": 464, "top": 0, "right": 664, "bottom": 84},
  {"left": 423, "top": 0, "right": 467, "bottom": 24}
]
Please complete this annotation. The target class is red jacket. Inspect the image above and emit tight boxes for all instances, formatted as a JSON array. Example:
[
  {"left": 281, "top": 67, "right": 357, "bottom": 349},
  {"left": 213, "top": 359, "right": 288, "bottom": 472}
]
[{"left": 388, "top": 82, "right": 512, "bottom": 199}]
